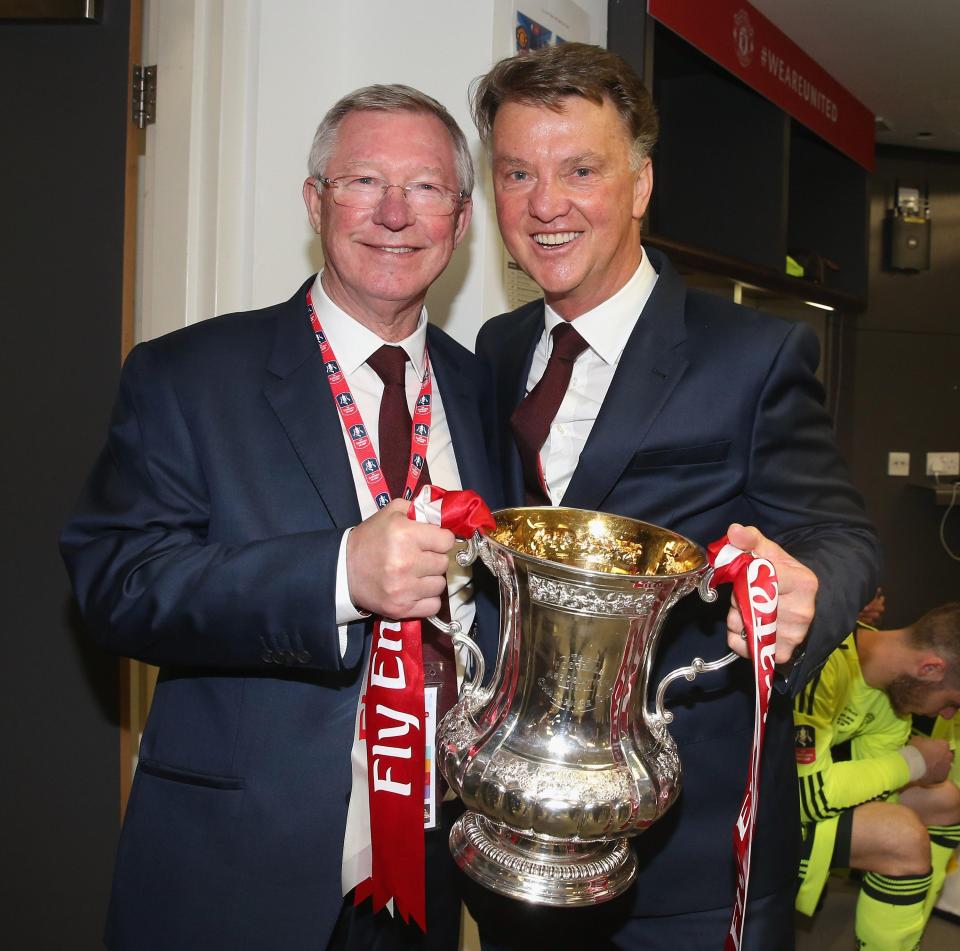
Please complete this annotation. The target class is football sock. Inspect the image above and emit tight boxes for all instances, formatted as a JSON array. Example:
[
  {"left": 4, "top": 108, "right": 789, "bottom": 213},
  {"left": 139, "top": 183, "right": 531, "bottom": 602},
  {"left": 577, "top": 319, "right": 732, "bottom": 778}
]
[
  {"left": 924, "top": 824, "right": 960, "bottom": 922},
  {"left": 856, "top": 869, "right": 930, "bottom": 950}
]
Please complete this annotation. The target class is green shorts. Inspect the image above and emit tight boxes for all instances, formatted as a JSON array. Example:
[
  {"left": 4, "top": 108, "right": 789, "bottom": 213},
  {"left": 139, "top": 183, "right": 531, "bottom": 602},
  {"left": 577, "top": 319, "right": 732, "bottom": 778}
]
[{"left": 796, "top": 808, "right": 854, "bottom": 916}]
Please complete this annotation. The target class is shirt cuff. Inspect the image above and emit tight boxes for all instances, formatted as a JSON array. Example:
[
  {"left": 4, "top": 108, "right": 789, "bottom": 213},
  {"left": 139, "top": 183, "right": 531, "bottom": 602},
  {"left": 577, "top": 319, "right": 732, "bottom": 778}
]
[
  {"left": 899, "top": 745, "right": 927, "bottom": 783},
  {"left": 336, "top": 527, "right": 371, "bottom": 626}
]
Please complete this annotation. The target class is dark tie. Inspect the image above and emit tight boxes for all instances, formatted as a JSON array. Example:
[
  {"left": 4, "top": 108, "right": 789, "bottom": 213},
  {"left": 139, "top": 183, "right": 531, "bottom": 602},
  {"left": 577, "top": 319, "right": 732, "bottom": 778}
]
[
  {"left": 510, "top": 323, "right": 589, "bottom": 505},
  {"left": 366, "top": 345, "right": 459, "bottom": 729},
  {"left": 366, "top": 345, "right": 421, "bottom": 499}
]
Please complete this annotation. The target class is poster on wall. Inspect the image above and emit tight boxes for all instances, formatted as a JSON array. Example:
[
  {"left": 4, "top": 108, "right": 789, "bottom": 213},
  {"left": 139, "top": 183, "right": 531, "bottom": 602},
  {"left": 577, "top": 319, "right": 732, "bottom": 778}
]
[
  {"left": 497, "top": 1, "right": 606, "bottom": 309},
  {"left": 508, "top": 1, "right": 599, "bottom": 54}
]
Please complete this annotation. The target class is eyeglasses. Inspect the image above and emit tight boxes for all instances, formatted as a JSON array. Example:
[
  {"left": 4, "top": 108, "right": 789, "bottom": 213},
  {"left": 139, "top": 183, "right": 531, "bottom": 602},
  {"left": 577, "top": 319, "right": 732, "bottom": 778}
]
[{"left": 316, "top": 176, "right": 464, "bottom": 215}]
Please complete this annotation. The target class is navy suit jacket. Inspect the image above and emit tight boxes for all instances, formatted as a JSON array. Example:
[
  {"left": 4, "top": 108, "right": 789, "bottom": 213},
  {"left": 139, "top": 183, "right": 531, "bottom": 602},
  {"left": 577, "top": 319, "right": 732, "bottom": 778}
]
[
  {"left": 61, "top": 278, "right": 501, "bottom": 949},
  {"left": 474, "top": 248, "right": 878, "bottom": 915}
]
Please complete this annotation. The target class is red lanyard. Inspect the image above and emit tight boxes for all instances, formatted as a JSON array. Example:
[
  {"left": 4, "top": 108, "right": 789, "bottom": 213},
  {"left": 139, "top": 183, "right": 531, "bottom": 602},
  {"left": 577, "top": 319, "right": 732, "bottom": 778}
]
[{"left": 307, "top": 289, "right": 432, "bottom": 508}]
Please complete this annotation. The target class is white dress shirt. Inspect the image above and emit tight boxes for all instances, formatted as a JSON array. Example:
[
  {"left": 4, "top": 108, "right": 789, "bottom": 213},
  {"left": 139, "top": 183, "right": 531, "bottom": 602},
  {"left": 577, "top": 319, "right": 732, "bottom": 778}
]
[
  {"left": 526, "top": 253, "right": 659, "bottom": 504},
  {"left": 310, "top": 276, "right": 479, "bottom": 897},
  {"left": 310, "top": 275, "right": 475, "bottom": 654}
]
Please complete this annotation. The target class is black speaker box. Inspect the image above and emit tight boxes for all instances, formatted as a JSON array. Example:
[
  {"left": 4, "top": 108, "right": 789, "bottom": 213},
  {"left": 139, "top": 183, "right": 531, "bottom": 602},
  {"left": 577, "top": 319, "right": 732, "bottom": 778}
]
[{"left": 883, "top": 215, "right": 931, "bottom": 271}]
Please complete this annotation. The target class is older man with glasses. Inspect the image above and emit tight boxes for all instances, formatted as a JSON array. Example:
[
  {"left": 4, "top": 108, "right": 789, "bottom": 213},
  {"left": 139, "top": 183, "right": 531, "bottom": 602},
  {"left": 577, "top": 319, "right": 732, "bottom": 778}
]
[{"left": 61, "top": 85, "right": 500, "bottom": 951}]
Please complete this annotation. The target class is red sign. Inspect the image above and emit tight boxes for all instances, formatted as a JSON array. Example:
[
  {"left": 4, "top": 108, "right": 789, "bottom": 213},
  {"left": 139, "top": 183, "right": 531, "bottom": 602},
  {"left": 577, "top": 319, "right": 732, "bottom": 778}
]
[{"left": 647, "top": 0, "right": 874, "bottom": 171}]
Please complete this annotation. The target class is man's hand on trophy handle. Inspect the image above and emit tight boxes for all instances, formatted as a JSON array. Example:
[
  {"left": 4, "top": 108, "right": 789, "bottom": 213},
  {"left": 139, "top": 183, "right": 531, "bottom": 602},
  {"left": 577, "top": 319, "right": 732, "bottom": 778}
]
[
  {"left": 347, "top": 500, "right": 456, "bottom": 620},
  {"left": 723, "top": 523, "right": 818, "bottom": 665}
]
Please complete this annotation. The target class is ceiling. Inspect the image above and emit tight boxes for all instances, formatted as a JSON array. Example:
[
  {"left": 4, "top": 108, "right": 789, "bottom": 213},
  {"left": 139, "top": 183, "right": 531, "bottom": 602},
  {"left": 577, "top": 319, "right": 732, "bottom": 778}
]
[{"left": 749, "top": 0, "right": 960, "bottom": 153}]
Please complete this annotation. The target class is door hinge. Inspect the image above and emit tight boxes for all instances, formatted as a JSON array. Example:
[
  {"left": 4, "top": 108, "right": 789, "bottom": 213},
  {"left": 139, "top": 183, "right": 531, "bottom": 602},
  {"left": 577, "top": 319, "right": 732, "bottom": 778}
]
[{"left": 132, "top": 65, "right": 157, "bottom": 129}]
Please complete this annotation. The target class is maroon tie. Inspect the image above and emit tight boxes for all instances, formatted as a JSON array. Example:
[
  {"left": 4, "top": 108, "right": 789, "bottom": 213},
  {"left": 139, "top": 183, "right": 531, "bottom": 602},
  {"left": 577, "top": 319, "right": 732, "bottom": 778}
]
[
  {"left": 510, "top": 323, "right": 589, "bottom": 505},
  {"left": 366, "top": 345, "right": 421, "bottom": 499},
  {"left": 366, "top": 345, "right": 459, "bottom": 728}
]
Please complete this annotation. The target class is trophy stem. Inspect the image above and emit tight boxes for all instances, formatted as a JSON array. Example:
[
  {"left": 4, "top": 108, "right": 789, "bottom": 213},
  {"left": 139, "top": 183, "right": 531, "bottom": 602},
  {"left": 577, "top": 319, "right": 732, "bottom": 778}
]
[{"left": 449, "top": 812, "right": 637, "bottom": 907}]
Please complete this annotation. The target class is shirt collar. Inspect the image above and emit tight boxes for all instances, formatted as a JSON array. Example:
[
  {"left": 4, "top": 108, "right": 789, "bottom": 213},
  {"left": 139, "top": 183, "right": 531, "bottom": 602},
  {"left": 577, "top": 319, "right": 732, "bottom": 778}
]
[
  {"left": 310, "top": 273, "right": 429, "bottom": 380},
  {"left": 543, "top": 251, "right": 658, "bottom": 365}
]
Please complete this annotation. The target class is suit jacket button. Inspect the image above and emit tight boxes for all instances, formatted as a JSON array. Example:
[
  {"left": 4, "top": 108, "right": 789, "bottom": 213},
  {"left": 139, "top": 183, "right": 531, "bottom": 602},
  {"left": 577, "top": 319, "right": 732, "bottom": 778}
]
[
  {"left": 295, "top": 649, "right": 312, "bottom": 664},
  {"left": 261, "top": 648, "right": 274, "bottom": 663}
]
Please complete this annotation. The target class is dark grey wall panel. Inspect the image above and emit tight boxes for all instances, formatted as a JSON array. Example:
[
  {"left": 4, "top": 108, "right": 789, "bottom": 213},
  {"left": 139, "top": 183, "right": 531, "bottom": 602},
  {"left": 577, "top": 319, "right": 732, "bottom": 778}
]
[
  {"left": 788, "top": 127, "right": 869, "bottom": 298},
  {"left": 651, "top": 26, "right": 790, "bottom": 272},
  {"left": 850, "top": 147, "right": 960, "bottom": 626},
  {"left": 607, "top": 0, "right": 648, "bottom": 79},
  {"left": 0, "top": 1, "right": 129, "bottom": 945}
]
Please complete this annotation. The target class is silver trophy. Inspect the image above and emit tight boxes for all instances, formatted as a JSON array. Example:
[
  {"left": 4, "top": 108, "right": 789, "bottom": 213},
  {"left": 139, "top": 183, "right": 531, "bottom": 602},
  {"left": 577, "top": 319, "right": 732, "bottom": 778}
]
[{"left": 437, "top": 506, "right": 735, "bottom": 907}]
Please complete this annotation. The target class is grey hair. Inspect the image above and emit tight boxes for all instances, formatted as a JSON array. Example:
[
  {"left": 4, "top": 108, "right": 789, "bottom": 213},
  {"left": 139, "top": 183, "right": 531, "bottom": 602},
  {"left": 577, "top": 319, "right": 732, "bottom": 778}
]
[{"left": 307, "top": 84, "right": 474, "bottom": 196}]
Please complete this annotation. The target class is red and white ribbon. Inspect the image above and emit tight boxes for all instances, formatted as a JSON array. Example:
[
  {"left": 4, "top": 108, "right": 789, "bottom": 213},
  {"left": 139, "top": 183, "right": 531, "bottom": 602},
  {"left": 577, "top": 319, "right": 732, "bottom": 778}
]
[
  {"left": 348, "top": 486, "right": 494, "bottom": 930},
  {"left": 706, "top": 537, "right": 779, "bottom": 951}
]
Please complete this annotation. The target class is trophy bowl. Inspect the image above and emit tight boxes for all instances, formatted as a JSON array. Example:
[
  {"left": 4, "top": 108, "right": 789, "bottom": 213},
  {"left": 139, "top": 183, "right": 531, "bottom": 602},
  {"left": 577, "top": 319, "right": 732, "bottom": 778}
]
[{"left": 437, "top": 506, "right": 732, "bottom": 907}]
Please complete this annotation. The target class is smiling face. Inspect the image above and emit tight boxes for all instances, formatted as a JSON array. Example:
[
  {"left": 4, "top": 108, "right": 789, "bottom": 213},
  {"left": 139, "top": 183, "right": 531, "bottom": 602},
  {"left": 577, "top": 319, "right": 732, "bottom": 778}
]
[
  {"left": 303, "top": 109, "right": 471, "bottom": 338},
  {"left": 490, "top": 95, "right": 652, "bottom": 320}
]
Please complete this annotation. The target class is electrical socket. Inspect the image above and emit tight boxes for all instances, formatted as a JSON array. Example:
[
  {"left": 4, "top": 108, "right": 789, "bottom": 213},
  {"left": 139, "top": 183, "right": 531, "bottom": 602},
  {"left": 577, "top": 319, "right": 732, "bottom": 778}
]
[
  {"left": 926, "top": 451, "right": 960, "bottom": 477},
  {"left": 887, "top": 452, "right": 910, "bottom": 476}
]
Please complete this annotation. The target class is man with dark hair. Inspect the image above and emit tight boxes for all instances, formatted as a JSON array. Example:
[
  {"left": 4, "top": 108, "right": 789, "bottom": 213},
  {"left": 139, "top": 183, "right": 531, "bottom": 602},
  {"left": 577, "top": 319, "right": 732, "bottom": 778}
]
[
  {"left": 61, "top": 84, "right": 498, "bottom": 950},
  {"left": 467, "top": 42, "right": 879, "bottom": 949},
  {"left": 795, "top": 603, "right": 960, "bottom": 949}
]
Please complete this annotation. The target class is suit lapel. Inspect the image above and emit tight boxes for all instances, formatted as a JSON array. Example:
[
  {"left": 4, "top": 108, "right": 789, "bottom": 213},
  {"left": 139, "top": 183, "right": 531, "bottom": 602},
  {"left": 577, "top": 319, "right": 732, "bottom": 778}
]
[
  {"left": 263, "top": 280, "right": 362, "bottom": 530},
  {"left": 492, "top": 306, "right": 544, "bottom": 505},
  {"left": 561, "top": 250, "right": 690, "bottom": 511},
  {"left": 428, "top": 327, "right": 497, "bottom": 504}
]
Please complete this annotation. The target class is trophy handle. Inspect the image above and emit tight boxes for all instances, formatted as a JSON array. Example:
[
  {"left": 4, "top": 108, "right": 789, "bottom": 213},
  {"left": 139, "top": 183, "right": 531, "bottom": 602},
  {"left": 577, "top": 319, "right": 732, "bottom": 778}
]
[
  {"left": 427, "top": 532, "right": 486, "bottom": 693},
  {"left": 651, "top": 564, "right": 736, "bottom": 724},
  {"left": 425, "top": 614, "right": 485, "bottom": 694},
  {"left": 697, "top": 565, "right": 718, "bottom": 603},
  {"left": 456, "top": 531, "right": 483, "bottom": 568},
  {"left": 653, "top": 651, "right": 738, "bottom": 724}
]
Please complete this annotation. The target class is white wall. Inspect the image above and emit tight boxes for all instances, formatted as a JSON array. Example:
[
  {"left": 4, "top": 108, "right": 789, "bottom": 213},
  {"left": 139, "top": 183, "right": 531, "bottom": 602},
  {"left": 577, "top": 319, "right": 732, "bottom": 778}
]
[
  {"left": 139, "top": 0, "right": 606, "bottom": 347},
  {"left": 250, "top": 0, "right": 501, "bottom": 345}
]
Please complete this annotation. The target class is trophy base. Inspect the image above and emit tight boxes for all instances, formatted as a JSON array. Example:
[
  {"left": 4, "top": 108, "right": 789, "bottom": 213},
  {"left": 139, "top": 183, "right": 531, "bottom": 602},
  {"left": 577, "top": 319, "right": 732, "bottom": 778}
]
[{"left": 449, "top": 812, "right": 637, "bottom": 907}]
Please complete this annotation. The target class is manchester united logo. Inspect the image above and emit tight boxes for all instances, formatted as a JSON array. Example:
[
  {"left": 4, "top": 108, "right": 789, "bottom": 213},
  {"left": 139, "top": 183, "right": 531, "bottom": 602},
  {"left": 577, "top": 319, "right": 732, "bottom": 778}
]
[{"left": 732, "top": 9, "right": 754, "bottom": 68}]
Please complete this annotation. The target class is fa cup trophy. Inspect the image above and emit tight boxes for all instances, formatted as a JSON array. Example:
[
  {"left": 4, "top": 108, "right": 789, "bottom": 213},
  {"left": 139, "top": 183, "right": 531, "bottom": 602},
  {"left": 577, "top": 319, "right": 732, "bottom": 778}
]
[{"left": 437, "top": 506, "right": 736, "bottom": 907}]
